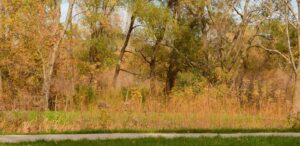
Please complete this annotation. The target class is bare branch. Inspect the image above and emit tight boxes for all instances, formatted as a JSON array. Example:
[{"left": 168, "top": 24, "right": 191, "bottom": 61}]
[
  {"left": 132, "top": 24, "right": 143, "bottom": 29},
  {"left": 120, "top": 69, "right": 141, "bottom": 76},
  {"left": 233, "top": 6, "right": 243, "bottom": 19},
  {"left": 283, "top": 0, "right": 299, "bottom": 26},
  {"left": 138, "top": 51, "right": 151, "bottom": 64},
  {"left": 285, "top": 0, "right": 297, "bottom": 73},
  {"left": 206, "top": 0, "right": 215, "bottom": 25},
  {"left": 125, "top": 50, "right": 137, "bottom": 56},
  {"left": 254, "top": 44, "right": 291, "bottom": 65}
]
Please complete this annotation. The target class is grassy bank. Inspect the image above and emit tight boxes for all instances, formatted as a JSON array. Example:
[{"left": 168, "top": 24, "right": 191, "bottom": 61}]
[
  {"left": 0, "top": 109, "right": 290, "bottom": 134},
  {"left": 0, "top": 92, "right": 291, "bottom": 134},
  {"left": 2, "top": 137, "right": 300, "bottom": 146}
]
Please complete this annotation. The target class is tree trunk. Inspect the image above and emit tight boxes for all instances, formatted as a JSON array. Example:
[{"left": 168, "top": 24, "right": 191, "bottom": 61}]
[
  {"left": 43, "top": 0, "right": 74, "bottom": 110},
  {"left": 0, "top": 71, "right": 2, "bottom": 98},
  {"left": 164, "top": 62, "right": 179, "bottom": 95},
  {"left": 164, "top": 44, "right": 180, "bottom": 95},
  {"left": 226, "top": 0, "right": 250, "bottom": 80},
  {"left": 149, "top": 58, "right": 156, "bottom": 94},
  {"left": 291, "top": 0, "right": 300, "bottom": 116},
  {"left": 65, "top": 10, "right": 75, "bottom": 111},
  {"left": 149, "top": 40, "right": 161, "bottom": 95},
  {"left": 113, "top": 15, "right": 136, "bottom": 87},
  {"left": 293, "top": 74, "right": 300, "bottom": 115},
  {"left": 89, "top": 45, "right": 98, "bottom": 62},
  {"left": 149, "top": 24, "right": 166, "bottom": 95},
  {"left": 162, "top": 0, "right": 179, "bottom": 95},
  {"left": 297, "top": 0, "right": 300, "bottom": 68}
]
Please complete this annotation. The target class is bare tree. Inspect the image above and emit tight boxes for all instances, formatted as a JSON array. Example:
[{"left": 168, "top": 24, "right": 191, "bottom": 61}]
[
  {"left": 253, "top": 0, "right": 300, "bottom": 118},
  {"left": 113, "top": 15, "right": 136, "bottom": 87},
  {"left": 291, "top": 0, "right": 300, "bottom": 117},
  {"left": 42, "top": 0, "right": 75, "bottom": 110}
]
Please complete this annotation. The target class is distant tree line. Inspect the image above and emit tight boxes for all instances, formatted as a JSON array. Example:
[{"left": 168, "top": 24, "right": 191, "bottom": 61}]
[{"left": 1, "top": 0, "right": 300, "bottom": 119}]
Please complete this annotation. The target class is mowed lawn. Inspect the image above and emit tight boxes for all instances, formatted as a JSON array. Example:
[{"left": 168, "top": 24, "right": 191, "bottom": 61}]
[{"left": 2, "top": 137, "right": 300, "bottom": 146}]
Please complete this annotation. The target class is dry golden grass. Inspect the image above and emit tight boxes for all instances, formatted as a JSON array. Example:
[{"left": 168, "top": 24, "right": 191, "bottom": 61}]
[{"left": 0, "top": 84, "right": 292, "bottom": 134}]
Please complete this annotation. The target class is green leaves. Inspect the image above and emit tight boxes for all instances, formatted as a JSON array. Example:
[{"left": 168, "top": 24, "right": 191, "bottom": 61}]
[{"left": 140, "top": 3, "right": 170, "bottom": 29}]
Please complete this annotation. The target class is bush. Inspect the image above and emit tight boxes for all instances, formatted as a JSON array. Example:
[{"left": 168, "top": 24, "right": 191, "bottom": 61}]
[
  {"left": 74, "top": 85, "right": 97, "bottom": 109},
  {"left": 175, "top": 72, "right": 207, "bottom": 95}
]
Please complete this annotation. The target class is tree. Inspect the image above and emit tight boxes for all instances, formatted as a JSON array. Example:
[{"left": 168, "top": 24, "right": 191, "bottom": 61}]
[
  {"left": 42, "top": 0, "right": 75, "bottom": 110},
  {"left": 0, "top": 0, "right": 56, "bottom": 109},
  {"left": 78, "top": 0, "right": 120, "bottom": 64},
  {"left": 287, "top": 0, "right": 300, "bottom": 117},
  {"left": 140, "top": 2, "right": 170, "bottom": 95},
  {"left": 253, "top": 0, "right": 300, "bottom": 118},
  {"left": 113, "top": 14, "right": 136, "bottom": 87}
]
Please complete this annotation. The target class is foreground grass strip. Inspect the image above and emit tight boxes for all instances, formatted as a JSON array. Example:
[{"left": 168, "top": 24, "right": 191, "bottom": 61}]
[
  {"left": 2, "top": 133, "right": 300, "bottom": 143},
  {"left": 2, "top": 137, "right": 300, "bottom": 146}
]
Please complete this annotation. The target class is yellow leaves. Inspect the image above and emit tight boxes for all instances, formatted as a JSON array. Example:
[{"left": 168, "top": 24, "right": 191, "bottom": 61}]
[
  {"left": 80, "top": 0, "right": 121, "bottom": 34},
  {"left": 107, "top": 0, "right": 118, "bottom": 7},
  {"left": 130, "top": 87, "right": 143, "bottom": 101},
  {"left": 179, "top": 0, "right": 206, "bottom": 6},
  {"left": 215, "top": 67, "right": 228, "bottom": 82},
  {"left": 130, "top": 0, "right": 147, "bottom": 14}
]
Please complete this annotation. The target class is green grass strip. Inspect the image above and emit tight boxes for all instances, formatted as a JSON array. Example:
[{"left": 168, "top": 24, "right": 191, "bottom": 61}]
[{"left": 2, "top": 137, "right": 300, "bottom": 146}]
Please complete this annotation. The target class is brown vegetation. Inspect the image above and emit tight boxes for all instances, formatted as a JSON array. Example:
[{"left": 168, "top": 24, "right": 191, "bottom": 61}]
[{"left": 1, "top": 0, "right": 300, "bottom": 131}]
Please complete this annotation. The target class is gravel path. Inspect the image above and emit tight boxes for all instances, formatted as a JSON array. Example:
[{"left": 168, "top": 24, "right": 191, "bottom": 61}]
[{"left": 2, "top": 133, "right": 300, "bottom": 143}]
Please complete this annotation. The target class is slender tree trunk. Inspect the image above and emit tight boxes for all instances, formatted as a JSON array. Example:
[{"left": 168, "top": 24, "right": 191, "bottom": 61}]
[
  {"left": 149, "top": 39, "right": 162, "bottom": 95},
  {"left": 89, "top": 27, "right": 99, "bottom": 62},
  {"left": 89, "top": 45, "right": 97, "bottom": 62},
  {"left": 226, "top": 0, "right": 250, "bottom": 80},
  {"left": 201, "top": 23, "right": 211, "bottom": 77},
  {"left": 65, "top": 10, "right": 75, "bottom": 111},
  {"left": 43, "top": 0, "right": 74, "bottom": 110},
  {"left": 149, "top": 56, "right": 156, "bottom": 94},
  {"left": 291, "top": 0, "right": 300, "bottom": 116},
  {"left": 293, "top": 73, "right": 300, "bottom": 114},
  {"left": 0, "top": 71, "right": 2, "bottom": 98},
  {"left": 113, "top": 15, "right": 136, "bottom": 87},
  {"left": 297, "top": 0, "right": 300, "bottom": 68},
  {"left": 237, "top": 67, "right": 246, "bottom": 107}
]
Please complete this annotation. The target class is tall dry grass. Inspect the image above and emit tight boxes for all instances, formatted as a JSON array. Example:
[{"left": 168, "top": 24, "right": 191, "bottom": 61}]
[
  {"left": 0, "top": 69, "right": 293, "bottom": 133},
  {"left": 0, "top": 83, "right": 291, "bottom": 134}
]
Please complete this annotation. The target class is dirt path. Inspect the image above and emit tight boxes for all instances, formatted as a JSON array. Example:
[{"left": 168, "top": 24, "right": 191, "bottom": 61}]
[{"left": 2, "top": 133, "right": 300, "bottom": 143}]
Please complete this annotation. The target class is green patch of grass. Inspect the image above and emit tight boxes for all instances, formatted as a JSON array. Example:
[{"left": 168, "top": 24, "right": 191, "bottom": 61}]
[{"left": 2, "top": 137, "right": 300, "bottom": 146}]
